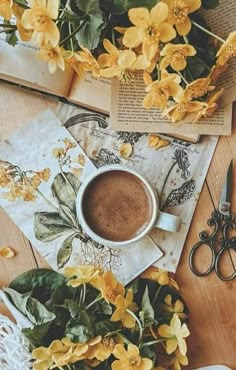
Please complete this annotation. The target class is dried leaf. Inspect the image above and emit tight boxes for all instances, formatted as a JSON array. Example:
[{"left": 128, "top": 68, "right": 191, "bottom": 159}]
[
  {"left": 155, "top": 140, "right": 170, "bottom": 150},
  {"left": 0, "top": 246, "right": 15, "bottom": 258},
  {"left": 119, "top": 143, "right": 133, "bottom": 159},
  {"left": 148, "top": 135, "right": 160, "bottom": 148}
]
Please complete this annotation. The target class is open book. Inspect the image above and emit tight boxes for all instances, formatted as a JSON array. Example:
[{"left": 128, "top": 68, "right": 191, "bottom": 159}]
[
  {"left": 109, "top": 0, "right": 235, "bottom": 135},
  {"left": 0, "top": 35, "right": 111, "bottom": 115}
]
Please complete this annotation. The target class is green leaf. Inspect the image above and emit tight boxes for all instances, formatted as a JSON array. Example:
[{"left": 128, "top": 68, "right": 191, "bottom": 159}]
[
  {"left": 141, "top": 286, "right": 155, "bottom": 328},
  {"left": 51, "top": 172, "right": 80, "bottom": 213},
  {"left": 34, "top": 212, "right": 73, "bottom": 242},
  {"left": 4, "top": 288, "right": 55, "bottom": 325},
  {"left": 57, "top": 232, "right": 78, "bottom": 269},
  {"left": 202, "top": 0, "right": 219, "bottom": 9},
  {"left": 65, "top": 299, "right": 82, "bottom": 319},
  {"left": 10, "top": 269, "right": 66, "bottom": 304},
  {"left": 125, "top": 0, "right": 157, "bottom": 10},
  {"left": 101, "top": 0, "right": 127, "bottom": 14},
  {"left": 59, "top": 204, "right": 77, "bottom": 226},
  {"left": 66, "top": 309, "right": 94, "bottom": 342},
  {"left": 6, "top": 32, "right": 18, "bottom": 46},
  {"left": 98, "top": 299, "right": 113, "bottom": 315},
  {"left": 94, "top": 320, "right": 120, "bottom": 336},
  {"left": 22, "top": 322, "right": 52, "bottom": 348},
  {"left": 75, "top": 0, "right": 104, "bottom": 49}
]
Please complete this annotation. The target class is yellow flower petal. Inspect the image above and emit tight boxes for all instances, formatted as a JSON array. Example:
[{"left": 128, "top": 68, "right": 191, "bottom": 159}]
[
  {"left": 118, "top": 50, "right": 136, "bottom": 69},
  {"left": 158, "top": 324, "right": 173, "bottom": 338},
  {"left": 132, "top": 55, "right": 150, "bottom": 70},
  {"left": 188, "top": 0, "right": 201, "bottom": 13},
  {"left": 0, "top": 1, "right": 12, "bottom": 20},
  {"left": 46, "top": 0, "right": 59, "bottom": 19},
  {"left": 128, "top": 343, "right": 139, "bottom": 358},
  {"left": 100, "top": 66, "right": 120, "bottom": 78},
  {"left": 45, "top": 21, "right": 60, "bottom": 47},
  {"left": 122, "top": 312, "right": 135, "bottom": 328},
  {"left": 177, "top": 337, "right": 187, "bottom": 356},
  {"left": 159, "top": 22, "right": 176, "bottom": 42},
  {"left": 148, "top": 135, "right": 160, "bottom": 148},
  {"left": 0, "top": 246, "right": 15, "bottom": 258},
  {"left": 150, "top": 2, "right": 169, "bottom": 24},
  {"left": 142, "top": 40, "right": 159, "bottom": 61},
  {"left": 32, "top": 347, "right": 50, "bottom": 360},
  {"left": 34, "top": 359, "right": 54, "bottom": 370},
  {"left": 113, "top": 344, "right": 127, "bottom": 360},
  {"left": 123, "top": 26, "right": 145, "bottom": 48},
  {"left": 176, "top": 16, "right": 191, "bottom": 36},
  {"left": 128, "top": 7, "right": 150, "bottom": 28},
  {"left": 103, "top": 39, "right": 118, "bottom": 55},
  {"left": 166, "top": 338, "right": 178, "bottom": 354},
  {"left": 119, "top": 143, "right": 133, "bottom": 158},
  {"left": 111, "top": 308, "right": 125, "bottom": 322}
]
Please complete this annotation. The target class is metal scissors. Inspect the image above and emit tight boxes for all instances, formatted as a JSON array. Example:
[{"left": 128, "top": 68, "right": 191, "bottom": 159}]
[{"left": 189, "top": 159, "right": 236, "bottom": 281}]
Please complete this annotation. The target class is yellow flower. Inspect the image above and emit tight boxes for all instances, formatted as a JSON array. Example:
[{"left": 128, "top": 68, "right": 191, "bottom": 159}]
[
  {"left": 0, "top": 167, "right": 12, "bottom": 188},
  {"left": 52, "top": 147, "right": 64, "bottom": 158},
  {"left": 12, "top": 3, "right": 33, "bottom": 41},
  {"left": 75, "top": 154, "right": 86, "bottom": 166},
  {"left": 163, "top": 294, "right": 188, "bottom": 319},
  {"left": 97, "top": 271, "right": 125, "bottom": 304},
  {"left": 163, "top": 94, "right": 207, "bottom": 123},
  {"left": 21, "top": 0, "right": 60, "bottom": 47},
  {"left": 111, "top": 344, "right": 153, "bottom": 370},
  {"left": 64, "top": 265, "right": 101, "bottom": 288},
  {"left": 143, "top": 75, "right": 183, "bottom": 109},
  {"left": 163, "top": 0, "right": 201, "bottom": 36},
  {"left": 72, "top": 167, "right": 83, "bottom": 177},
  {"left": 64, "top": 48, "right": 100, "bottom": 78},
  {"left": 216, "top": 31, "right": 236, "bottom": 65},
  {"left": 123, "top": 2, "right": 176, "bottom": 60},
  {"left": 209, "top": 64, "right": 228, "bottom": 84},
  {"left": 158, "top": 313, "right": 190, "bottom": 355},
  {"left": 63, "top": 138, "right": 77, "bottom": 149},
  {"left": 193, "top": 88, "right": 224, "bottom": 123},
  {"left": 183, "top": 77, "right": 215, "bottom": 100},
  {"left": 32, "top": 339, "right": 69, "bottom": 370},
  {"left": 160, "top": 43, "right": 196, "bottom": 71},
  {"left": 98, "top": 39, "right": 150, "bottom": 82},
  {"left": 141, "top": 266, "right": 179, "bottom": 290},
  {"left": 0, "top": 246, "right": 15, "bottom": 258},
  {"left": 170, "top": 349, "right": 188, "bottom": 370},
  {"left": 0, "top": 0, "right": 12, "bottom": 20},
  {"left": 111, "top": 289, "right": 138, "bottom": 329},
  {"left": 37, "top": 168, "right": 51, "bottom": 181},
  {"left": 85, "top": 336, "right": 116, "bottom": 361},
  {"left": 37, "top": 43, "right": 65, "bottom": 73}
]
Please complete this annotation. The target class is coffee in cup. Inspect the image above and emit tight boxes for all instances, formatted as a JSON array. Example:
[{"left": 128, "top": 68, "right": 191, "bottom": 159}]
[{"left": 82, "top": 170, "right": 153, "bottom": 242}]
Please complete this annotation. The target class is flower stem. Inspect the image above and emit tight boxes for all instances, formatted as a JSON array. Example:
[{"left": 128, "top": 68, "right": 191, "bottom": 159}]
[
  {"left": 192, "top": 21, "right": 225, "bottom": 43},
  {"left": 194, "top": 55, "right": 211, "bottom": 72},
  {"left": 0, "top": 24, "right": 17, "bottom": 28},
  {"left": 69, "top": 22, "right": 74, "bottom": 52},
  {"left": 86, "top": 294, "right": 103, "bottom": 309},
  {"left": 140, "top": 338, "right": 166, "bottom": 347},
  {"left": 36, "top": 189, "right": 59, "bottom": 212},
  {"left": 160, "top": 161, "right": 177, "bottom": 210},
  {"left": 152, "top": 285, "right": 162, "bottom": 306},
  {"left": 82, "top": 283, "right": 86, "bottom": 305},
  {"left": 178, "top": 71, "right": 189, "bottom": 85},
  {"left": 126, "top": 309, "right": 143, "bottom": 345},
  {"left": 59, "top": 18, "right": 87, "bottom": 46}
]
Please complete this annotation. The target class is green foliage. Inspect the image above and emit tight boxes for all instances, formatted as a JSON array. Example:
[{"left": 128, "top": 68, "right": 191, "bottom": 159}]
[
  {"left": 202, "top": 0, "right": 219, "bottom": 9},
  {"left": 57, "top": 232, "right": 78, "bottom": 268},
  {"left": 6, "top": 32, "right": 18, "bottom": 47},
  {"left": 141, "top": 286, "right": 155, "bottom": 327}
]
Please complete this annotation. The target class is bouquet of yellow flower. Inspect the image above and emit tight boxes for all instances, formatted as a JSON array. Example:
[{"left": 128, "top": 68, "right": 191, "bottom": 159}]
[
  {"left": 4, "top": 265, "right": 189, "bottom": 370},
  {"left": 1, "top": 0, "right": 235, "bottom": 123}
]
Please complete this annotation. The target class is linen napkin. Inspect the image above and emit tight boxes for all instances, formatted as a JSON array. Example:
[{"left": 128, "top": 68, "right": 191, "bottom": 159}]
[{"left": 0, "top": 109, "right": 162, "bottom": 285}]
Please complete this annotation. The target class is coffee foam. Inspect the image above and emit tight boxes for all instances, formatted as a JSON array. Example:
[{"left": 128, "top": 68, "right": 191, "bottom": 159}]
[{"left": 82, "top": 170, "right": 153, "bottom": 242}]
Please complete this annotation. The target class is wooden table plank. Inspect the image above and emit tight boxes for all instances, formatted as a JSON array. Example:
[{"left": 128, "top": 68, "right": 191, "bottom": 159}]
[{"left": 176, "top": 182, "right": 236, "bottom": 369}]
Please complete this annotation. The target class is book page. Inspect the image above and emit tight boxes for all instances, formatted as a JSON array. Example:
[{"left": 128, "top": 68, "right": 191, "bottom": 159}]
[
  {"left": 110, "top": 74, "right": 232, "bottom": 135},
  {"left": 0, "top": 34, "right": 73, "bottom": 96},
  {"left": 203, "top": 0, "right": 236, "bottom": 105},
  {"left": 68, "top": 72, "right": 111, "bottom": 114}
]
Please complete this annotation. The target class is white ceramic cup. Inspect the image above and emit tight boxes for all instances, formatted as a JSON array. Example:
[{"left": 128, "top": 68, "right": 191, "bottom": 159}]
[{"left": 76, "top": 165, "right": 181, "bottom": 247}]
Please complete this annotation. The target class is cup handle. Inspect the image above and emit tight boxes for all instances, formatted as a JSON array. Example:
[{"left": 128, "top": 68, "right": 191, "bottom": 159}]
[{"left": 154, "top": 211, "right": 181, "bottom": 232}]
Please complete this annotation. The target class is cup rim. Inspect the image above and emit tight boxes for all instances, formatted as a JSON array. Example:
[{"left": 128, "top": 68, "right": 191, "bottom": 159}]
[{"left": 76, "top": 165, "right": 158, "bottom": 247}]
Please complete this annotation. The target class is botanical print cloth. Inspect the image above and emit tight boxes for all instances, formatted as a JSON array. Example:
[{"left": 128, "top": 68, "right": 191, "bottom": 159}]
[
  {"left": 0, "top": 110, "right": 162, "bottom": 285},
  {"left": 57, "top": 103, "right": 218, "bottom": 272}
]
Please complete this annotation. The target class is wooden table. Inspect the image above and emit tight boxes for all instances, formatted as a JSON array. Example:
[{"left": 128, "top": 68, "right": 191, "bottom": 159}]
[{"left": 0, "top": 82, "right": 235, "bottom": 370}]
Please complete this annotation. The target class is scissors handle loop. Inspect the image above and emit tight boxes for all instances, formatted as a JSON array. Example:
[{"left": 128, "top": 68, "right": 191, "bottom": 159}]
[
  {"left": 189, "top": 241, "right": 215, "bottom": 277},
  {"left": 215, "top": 247, "right": 236, "bottom": 281}
]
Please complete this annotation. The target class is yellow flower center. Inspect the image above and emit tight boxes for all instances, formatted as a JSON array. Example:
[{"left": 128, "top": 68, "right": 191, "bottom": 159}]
[
  {"left": 31, "top": 10, "right": 50, "bottom": 31},
  {"left": 170, "top": 1, "right": 188, "bottom": 24},
  {"left": 177, "top": 103, "right": 188, "bottom": 112},
  {"left": 145, "top": 26, "right": 160, "bottom": 41},
  {"left": 120, "top": 70, "right": 134, "bottom": 84},
  {"left": 106, "top": 286, "right": 117, "bottom": 301},
  {"left": 186, "top": 86, "right": 208, "bottom": 99},
  {"left": 129, "top": 355, "right": 142, "bottom": 368},
  {"left": 226, "top": 43, "right": 236, "bottom": 58},
  {"left": 102, "top": 338, "right": 115, "bottom": 350}
]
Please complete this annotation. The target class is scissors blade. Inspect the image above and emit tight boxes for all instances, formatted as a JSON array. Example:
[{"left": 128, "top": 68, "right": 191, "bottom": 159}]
[{"left": 218, "top": 159, "right": 233, "bottom": 215}]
